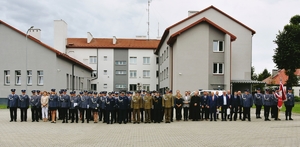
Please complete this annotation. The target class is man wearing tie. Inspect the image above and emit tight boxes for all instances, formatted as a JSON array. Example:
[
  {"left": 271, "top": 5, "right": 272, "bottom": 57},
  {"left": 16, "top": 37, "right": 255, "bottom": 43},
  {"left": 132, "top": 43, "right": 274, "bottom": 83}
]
[
  {"left": 7, "top": 89, "right": 19, "bottom": 122},
  {"left": 230, "top": 91, "right": 240, "bottom": 121},
  {"left": 219, "top": 91, "right": 229, "bottom": 121},
  {"left": 208, "top": 91, "right": 218, "bottom": 121}
]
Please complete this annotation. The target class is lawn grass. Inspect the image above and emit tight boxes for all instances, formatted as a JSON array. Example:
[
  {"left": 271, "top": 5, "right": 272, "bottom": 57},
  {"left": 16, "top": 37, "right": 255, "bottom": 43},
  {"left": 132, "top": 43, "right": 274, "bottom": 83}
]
[{"left": 0, "top": 105, "right": 7, "bottom": 109}]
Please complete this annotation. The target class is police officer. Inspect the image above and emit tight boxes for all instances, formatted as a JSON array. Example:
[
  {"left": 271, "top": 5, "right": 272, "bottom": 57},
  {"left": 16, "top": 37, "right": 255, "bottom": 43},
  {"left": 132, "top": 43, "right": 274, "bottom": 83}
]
[
  {"left": 59, "top": 89, "right": 70, "bottom": 123},
  {"left": 118, "top": 91, "right": 129, "bottom": 124},
  {"left": 262, "top": 89, "right": 272, "bottom": 121},
  {"left": 99, "top": 91, "right": 107, "bottom": 123},
  {"left": 254, "top": 88, "right": 263, "bottom": 119},
  {"left": 36, "top": 90, "right": 42, "bottom": 120},
  {"left": 79, "top": 91, "right": 90, "bottom": 123},
  {"left": 113, "top": 92, "right": 119, "bottom": 123},
  {"left": 272, "top": 88, "right": 280, "bottom": 120},
  {"left": 57, "top": 89, "right": 64, "bottom": 120},
  {"left": 241, "top": 89, "right": 253, "bottom": 121},
  {"left": 18, "top": 90, "right": 29, "bottom": 122},
  {"left": 49, "top": 89, "right": 59, "bottom": 123},
  {"left": 162, "top": 90, "right": 174, "bottom": 123},
  {"left": 90, "top": 92, "right": 100, "bottom": 123},
  {"left": 105, "top": 92, "right": 116, "bottom": 124},
  {"left": 69, "top": 91, "right": 79, "bottom": 123},
  {"left": 127, "top": 91, "right": 133, "bottom": 123},
  {"left": 30, "top": 90, "right": 39, "bottom": 122},
  {"left": 285, "top": 87, "right": 295, "bottom": 120},
  {"left": 7, "top": 89, "right": 18, "bottom": 122}
]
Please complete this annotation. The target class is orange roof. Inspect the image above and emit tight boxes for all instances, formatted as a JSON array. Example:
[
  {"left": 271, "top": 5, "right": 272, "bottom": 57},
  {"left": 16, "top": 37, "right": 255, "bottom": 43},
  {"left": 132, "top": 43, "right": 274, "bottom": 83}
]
[
  {"left": 67, "top": 38, "right": 160, "bottom": 49},
  {"left": 263, "top": 69, "right": 300, "bottom": 85},
  {"left": 167, "top": 17, "right": 236, "bottom": 46},
  {"left": 0, "top": 20, "right": 93, "bottom": 71}
]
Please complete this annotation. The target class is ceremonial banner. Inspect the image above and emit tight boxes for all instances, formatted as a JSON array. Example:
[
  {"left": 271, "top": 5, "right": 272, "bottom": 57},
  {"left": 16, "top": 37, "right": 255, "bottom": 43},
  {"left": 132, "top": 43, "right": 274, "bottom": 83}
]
[{"left": 275, "top": 81, "right": 287, "bottom": 109}]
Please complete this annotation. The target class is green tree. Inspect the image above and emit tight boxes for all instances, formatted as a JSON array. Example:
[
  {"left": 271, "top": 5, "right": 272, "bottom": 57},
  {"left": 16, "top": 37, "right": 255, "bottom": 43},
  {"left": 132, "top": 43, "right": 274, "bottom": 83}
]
[
  {"left": 251, "top": 66, "right": 258, "bottom": 80},
  {"left": 273, "top": 15, "right": 300, "bottom": 88},
  {"left": 257, "top": 68, "right": 271, "bottom": 81}
]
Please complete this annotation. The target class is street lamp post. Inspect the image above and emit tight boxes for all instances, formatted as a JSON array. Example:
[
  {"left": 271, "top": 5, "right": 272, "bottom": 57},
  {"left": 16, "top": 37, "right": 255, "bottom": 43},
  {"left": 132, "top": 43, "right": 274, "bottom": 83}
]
[{"left": 25, "top": 26, "right": 34, "bottom": 91}]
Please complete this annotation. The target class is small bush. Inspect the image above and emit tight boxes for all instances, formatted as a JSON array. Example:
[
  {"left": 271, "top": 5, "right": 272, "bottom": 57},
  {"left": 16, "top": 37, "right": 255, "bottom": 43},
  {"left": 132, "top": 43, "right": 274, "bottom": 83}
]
[{"left": 294, "top": 96, "right": 300, "bottom": 102}]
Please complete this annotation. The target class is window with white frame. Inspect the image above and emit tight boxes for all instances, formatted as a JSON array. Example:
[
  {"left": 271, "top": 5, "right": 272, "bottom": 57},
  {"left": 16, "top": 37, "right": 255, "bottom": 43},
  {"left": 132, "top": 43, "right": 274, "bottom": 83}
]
[
  {"left": 89, "top": 56, "right": 97, "bottom": 64},
  {"left": 116, "top": 84, "right": 126, "bottom": 88},
  {"left": 143, "top": 57, "right": 150, "bottom": 65},
  {"left": 104, "top": 70, "right": 107, "bottom": 75},
  {"left": 104, "top": 56, "right": 107, "bottom": 61},
  {"left": 213, "top": 63, "right": 224, "bottom": 74},
  {"left": 164, "top": 69, "right": 166, "bottom": 79},
  {"left": 15, "top": 70, "right": 21, "bottom": 85},
  {"left": 37, "top": 70, "right": 44, "bottom": 85},
  {"left": 116, "top": 70, "right": 126, "bottom": 75},
  {"left": 143, "top": 70, "right": 150, "bottom": 78},
  {"left": 213, "top": 40, "right": 224, "bottom": 52},
  {"left": 130, "top": 57, "right": 137, "bottom": 64},
  {"left": 115, "top": 61, "right": 127, "bottom": 65},
  {"left": 166, "top": 67, "right": 168, "bottom": 78},
  {"left": 143, "top": 84, "right": 150, "bottom": 91},
  {"left": 104, "top": 83, "right": 107, "bottom": 89},
  {"left": 4, "top": 70, "right": 10, "bottom": 85},
  {"left": 92, "top": 70, "right": 97, "bottom": 78},
  {"left": 130, "top": 70, "right": 137, "bottom": 78},
  {"left": 27, "top": 70, "right": 32, "bottom": 85}
]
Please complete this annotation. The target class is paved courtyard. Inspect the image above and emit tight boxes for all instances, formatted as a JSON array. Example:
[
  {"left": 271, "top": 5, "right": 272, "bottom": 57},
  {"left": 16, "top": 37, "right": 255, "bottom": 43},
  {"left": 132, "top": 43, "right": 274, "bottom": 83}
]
[{"left": 0, "top": 109, "right": 299, "bottom": 147}]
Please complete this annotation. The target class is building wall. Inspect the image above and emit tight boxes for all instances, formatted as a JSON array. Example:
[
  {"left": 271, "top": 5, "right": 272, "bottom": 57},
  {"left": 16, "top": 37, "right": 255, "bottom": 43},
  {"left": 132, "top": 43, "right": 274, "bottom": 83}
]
[
  {"left": 158, "top": 41, "right": 170, "bottom": 92},
  {"left": 113, "top": 49, "right": 128, "bottom": 91}
]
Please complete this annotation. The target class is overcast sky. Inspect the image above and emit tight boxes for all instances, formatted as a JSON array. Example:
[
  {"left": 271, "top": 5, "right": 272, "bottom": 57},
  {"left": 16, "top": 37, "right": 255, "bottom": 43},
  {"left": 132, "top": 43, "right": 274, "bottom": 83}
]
[{"left": 1, "top": 0, "right": 299, "bottom": 74}]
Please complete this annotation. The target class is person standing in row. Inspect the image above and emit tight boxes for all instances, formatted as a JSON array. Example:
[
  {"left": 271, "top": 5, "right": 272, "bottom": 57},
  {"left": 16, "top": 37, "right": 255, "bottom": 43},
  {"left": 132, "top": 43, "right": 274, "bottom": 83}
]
[
  {"left": 140, "top": 90, "right": 146, "bottom": 123},
  {"left": 90, "top": 92, "right": 99, "bottom": 123},
  {"left": 209, "top": 91, "right": 218, "bottom": 121},
  {"left": 163, "top": 90, "right": 174, "bottom": 123},
  {"left": 237, "top": 91, "right": 243, "bottom": 120},
  {"left": 36, "top": 90, "right": 42, "bottom": 121},
  {"left": 41, "top": 91, "right": 49, "bottom": 122},
  {"left": 70, "top": 91, "right": 79, "bottom": 123},
  {"left": 30, "top": 90, "right": 39, "bottom": 122},
  {"left": 18, "top": 90, "right": 29, "bottom": 122},
  {"left": 190, "top": 90, "right": 201, "bottom": 121},
  {"left": 183, "top": 91, "right": 190, "bottom": 121},
  {"left": 118, "top": 92, "right": 129, "bottom": 124},
  {"left": 241, "top": 89, "right": 253, "bottom": 121},
  {"left": 99, "top": 91, "right": 106, "bottom": 123},
  {"left": 49, "top": 89, "right": 59, "bottom": 123},
  {"left": 105, "top": 92, "right": 116, "bottom": 124},
  {"left": 254, "top": 88, "right": 263, "bottom": 119},
  {"left": 132, "top": 91, "right": 142, "bottom": 124},
  {"left": 201, "top": 91, "right": 209, "bottom": 121},
  {"left": 57, "top": 89, "right": 64, "bottom": 120},
  {"left": 143, "top": 91, "right": 153, "bottom": 123},
  {"left": 153, "top": 91, "right": 162, "bottom": 123},
  {"left": 230, "top": 91, "right": 240, "bottom": 121},
  {"left": 285, "top": 87, "right": 295, "bottom": 120},
  {"left": 127, "top": 91, "right": 133, "bottom": 123},
  {"left": 262, "top": 89, "right": 272, "bottom": 121},
  {"left": 219, "top": 91, "right": 229, "bottom": 121},
  {"left": 174, "top": 92, "right": 183, "bottom": 121},
  {"left": 60, "top": 89, "right": 70, "bottom": 123},
  {"left": 7, "top": 89, "right": 18, "bottom": 122},
  {"left": 79, "top": 91, "right": 90, "bottom": 123},
  {"left": 272, "top": 88, "right": 280, "bottom": 121}
]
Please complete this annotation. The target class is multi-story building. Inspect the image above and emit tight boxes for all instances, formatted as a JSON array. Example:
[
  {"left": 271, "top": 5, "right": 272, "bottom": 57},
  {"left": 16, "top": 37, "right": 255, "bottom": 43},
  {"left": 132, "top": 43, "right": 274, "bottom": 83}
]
[
  {"left": 0, "top": 20, "right": 92, "bottom": 104},
  {"left": 156, "top": 5, "right": 259, "bottom": 92}
]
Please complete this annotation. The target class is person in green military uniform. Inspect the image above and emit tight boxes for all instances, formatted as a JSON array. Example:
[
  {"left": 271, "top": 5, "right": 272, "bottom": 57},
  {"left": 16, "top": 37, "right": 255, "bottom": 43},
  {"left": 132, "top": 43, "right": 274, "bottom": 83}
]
[
  {"left": 143, "top": 91, "right": 153, "bottom": 123},
  {"left": 162, "top": 90, "right": 174, "bottom": 123},
  {"left": 131, "top": 91, "right": 143, "bottom": 124}
]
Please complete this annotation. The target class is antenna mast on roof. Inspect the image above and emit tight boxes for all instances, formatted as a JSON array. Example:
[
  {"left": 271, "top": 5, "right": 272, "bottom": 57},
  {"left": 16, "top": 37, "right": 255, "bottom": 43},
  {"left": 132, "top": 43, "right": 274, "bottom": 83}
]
[{"left": 147, "top": 0, "right": 152, "bottom": 40}]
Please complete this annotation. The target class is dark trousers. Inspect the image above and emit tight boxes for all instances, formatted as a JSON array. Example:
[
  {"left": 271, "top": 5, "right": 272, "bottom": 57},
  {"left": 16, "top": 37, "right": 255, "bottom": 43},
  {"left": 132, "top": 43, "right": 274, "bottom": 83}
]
[
  {"left": 264, "top": 105, "right": 270, "bottom": 120},
  {"left": 221, "top": 105, "right": 228, "bottom": 120},
  {"left": 285, "top": 105, "right": 293, "bottom": 119},
  {"left": 80, "top": 108, "right": 87, "bottom": 123},
  {"left": 183, "top": 107, "right": 189, "bottom": 120},
  {"left": 161, "top": 108, "right": 165, "bottom": 121},
  {"left": 70, "top": 109, "right": 78, "bottom": 123},
  {"left": 210, "top": 108, "right": 217, "bottom": 121},
  {"left": 189, "top": 107, "right": 193, "bottom": 119},
  {"left": 271, "top": 105, "right": 278, "bottom": 119},
  {"left": 38, "top": 107, "right": 42, "bottom": 120},
  {"left": 86, "top": 109, "right": 91, "bottom": 123},
  {"left": 20, "top": 108, "right": 28, "bottom": 121},
  {"left": 175, "top": 107, "right": 182, "bottom": 120},
  {"left": 171, "top": 107, "right": 174, "bottom": 121},
  {"left": 145, "top": 109, "right": 151, "bottom": 123},
  {"left": 100, "top": 108, "right": 106, "bottom": 122},
  {"left": 61, "top": 108, "right": 68, "bottom": 122},
  {"left": 106, "top": 110, "right": 115, "bottom": 124},
  {"left": 153, "top": 108, "right": 161, "bottom": 123},
  {"left": 114, "top": 109, "right": 119, "bottom": 123},
  {"left": 31, "top": 106, "right": 39, "bottom": 121},
  {"left": 192, "top": 106, "right": 200, "bottom": 121},
  {"left": 243, "top": 107, "right": 251, "bottom": 121},
  {"left": 9, "top": 107, "right": 17, "bottom": 121},
  {"left": 58, "top": 107, "right": 62, "bottom": 119},
  {"left": 255, "top": 105, "right": 262, "bottom": 117},
  {"left": 128, "top": 108, "right": 132, "bottom": 122},
  {"left": 202, "top": 107, "right": 209, "bottom": 119},
  {"left": 140, "top": 108, "right": 144, "bottom": 122},
  {"left": 238, "top": 105, "right": 243, "bottom": 119},
  {"left": 230, "top": 106, "right": 238, "bottom": 121},
  {"left": 118, "top": 109, "right": 127, "bottom": 123}
]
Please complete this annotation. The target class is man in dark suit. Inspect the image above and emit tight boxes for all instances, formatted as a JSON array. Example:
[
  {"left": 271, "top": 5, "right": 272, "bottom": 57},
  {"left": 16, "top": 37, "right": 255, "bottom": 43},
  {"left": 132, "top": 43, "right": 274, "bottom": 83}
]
[
  {"left": 208, "top": 91, "right": 218, "bottom": 121},
  {"left": 219, "top": 91, "right": 229, "bottom": 121},
  {"left": 230, "top": 91, "right": 240, "bottom": 121}
]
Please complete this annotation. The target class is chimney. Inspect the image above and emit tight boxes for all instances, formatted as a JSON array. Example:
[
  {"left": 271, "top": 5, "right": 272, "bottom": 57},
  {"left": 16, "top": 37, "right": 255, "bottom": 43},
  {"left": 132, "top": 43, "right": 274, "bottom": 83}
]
[
  {"left": 272, "top": 69, "right": 278, "bottom": 77},
  {"left": 28, "top": 29, "right": 41, "bottom": 40},
  {"left": 188, "top": 11, "right": 199, "bottom": 16},
  {"left": 54, "top": 20, "right": 67, "bottom": 53},
  {"left": 113, "top": 36, "right": 117, "bottom": 44},
  {"left": 87, "top": 32, "right": 93, "bottom": 43}
]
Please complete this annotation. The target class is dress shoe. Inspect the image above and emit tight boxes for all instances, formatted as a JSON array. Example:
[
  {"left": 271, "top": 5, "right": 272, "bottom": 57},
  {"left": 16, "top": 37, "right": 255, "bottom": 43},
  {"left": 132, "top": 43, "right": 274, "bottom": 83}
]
[{"left": 289, "top": 118, "right": 293, "bottom": 120}]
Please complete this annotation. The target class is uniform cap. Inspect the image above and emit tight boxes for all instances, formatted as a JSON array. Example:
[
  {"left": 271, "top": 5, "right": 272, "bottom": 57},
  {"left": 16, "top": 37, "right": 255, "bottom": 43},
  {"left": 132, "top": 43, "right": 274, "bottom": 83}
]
[
  {"left": 103, "top": 91, "right": 107, "bottom": 94},
  {"left": 31, "top": 90, "right": 36, "bottom": 93},
  {"left": 37, "top": 90, "right": 40, "bottom": 93},
  {"left": 256, "top": 88, "right": 261, "bottom": 91},
  {"left": 244, "top": 89, "right": 249, "bottom": 92},
  {"left": 11, "top": 89, "right": 16, "bottom": 92},
  {"left": 275, "top": 87, "right": 279, "bottom": 90},
  {"left": 288, "top": 87, "right": 292, "bottom": 90},
  {"left": 84, "top": 90, "right": 88, "bottom": 93},
  {"left": 51, "top": 89, "right": 55, "bottom": 92},
  {"left": 108, "top": 92, "right": 112, "bottom": 95},
  {"left": 59, "top": 91, "right": 63, "bottom": 94},
  {"left": 79, "top": 92, "right": 83, "bottom": 94},
  {"left": 21, "top": 90, "right": 26, "bottom": 93},
  {"left": 94, "top": 92, "right": 98, "bottom": 94}
]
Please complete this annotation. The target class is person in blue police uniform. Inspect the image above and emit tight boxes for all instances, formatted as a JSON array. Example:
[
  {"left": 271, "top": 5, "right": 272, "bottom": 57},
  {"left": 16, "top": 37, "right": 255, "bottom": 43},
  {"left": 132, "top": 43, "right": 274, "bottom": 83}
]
[
  {"left": 18, "top": 90, "right": 29, "bottom": 122},
  {"left": 7, "top": 89, "right": 19, "bottom": 122},
  {"left": 262, "top": 89, "right": 272, "bottom": 121},
  {"left": 219, "top": 91, "right": 230, "bottom": 121},
  {"left": 36, "top": 90, "right": 42, "bottom": 120},
  {"left": 30, "top": 90, "right": 39, "bottom": 122},
  {"left": 59, "top": 89, "right": 70, "bottom": 123},
  {"left": 69, "top": 91, "right": 79, "bottom": 123},
  {"left": 117, "top": 91, "right": 129, "bottom": 124},
  {"left": 79, "top": 91, "right": 90, "bottom": 123},
  {"left": 90, "top": 92, "right": 99, "bottom": 123},
  {"left": 241, "top": 89, "right": 253, "bottom": 121},
  {"left": 153, "top": 91, "right": 162, "bottom": 123},
  {"left": 254, "top": 88, "right": 263, "bottom": 119},
  {"left": 272, "top": 88, "right": 280, "bottom": 120},
  {"left": 201, "top": 91, "right": 209, "bottom": 121},
  {"left": 57, "top": 90, "right": 64, "bottom": 120},
  {"left": 99, "top": 91, "right": 107, "bottom": 123},
  {"left": 113, "top": 92, "right": 119, "bottom": 123},
  {"left": 127, "top": 91, "right": 133, "bottom": 123},
  {"left": 105, "top": 92, "right": 116, "bottom": 124},
  {"left": 49, "top": 89, "right": 59, "bottom": 123},
  {"left": 285, "top": 87, "right": 295, "bottom": 120},
  {"left": 229, "top": 91, "right": 240, "bottom": 121}
]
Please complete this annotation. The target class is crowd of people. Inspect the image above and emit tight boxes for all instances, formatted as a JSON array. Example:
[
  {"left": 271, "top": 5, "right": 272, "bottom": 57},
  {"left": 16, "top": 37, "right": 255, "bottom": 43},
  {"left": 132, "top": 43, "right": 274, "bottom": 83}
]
[{"left": 6, "top": 87, "right": 295, "bottom": 124}]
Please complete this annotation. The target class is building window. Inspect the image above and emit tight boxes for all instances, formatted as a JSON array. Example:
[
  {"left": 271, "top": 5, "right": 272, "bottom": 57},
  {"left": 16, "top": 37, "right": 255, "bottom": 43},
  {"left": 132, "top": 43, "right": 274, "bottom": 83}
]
[
  {"left": 143, "top": 84, "right": 150, "bottom": 91},
  {"left": 129, "top": 84, "right": 137, "bottom": 91},
  {"left": 104, "top": 70, "right": 107, "bottom": 75},
  {"left": 38, "top": 71, "right": 44, "bottom": 85},
  {"left": 104, "top": 56, "right": 107, "bottom": 61},
  {"left": 130, "top": 70, "right": 137, "bottom": 78},
  {"left": 116, "top": 70, "right": 127, "bottom": 75},
  {"left": 104, "top": 84, "right": 107, "bottom": 89},
  {"left": 130, "top": 57, "right": 137, "bottom": 65},
  {"left": 92, "top": 70, "right": 97, "bottom": 78},
  {"left": 213, "top": 40, "right": 224, "bottom": 52},
  {"left": 79, "top": 77, "right": 81, "bottom": 90},
  {"left": 91, "top": 84, "right": 97, "bottom": 91},
  {"left": 116, "top": 84, "right": 126, "bottom": 89},
  {"left": 156, "top": 70, "right": 159, "bottom": 78},
  {"left": 115, "top": 61, "right": 126, "bottom": 65},
  {"left": 15, "top": 70, "right": 21, "bottom": 85},
  {"left": 4, "top": 70, "right": 10, "bottom": 85},
  {"left": 143, "top": 57, "right": 150, "bottom": 65},
  {"left": 156, "top": 57, "right": 159, "bottom": 64},
  {"left": 27, "top": 70, "right": 32, "bottom": 85},
  {"left": 164, "top": 69, "right": 166, "bottom": 79},
  {"left": 166, "top": 47, "right": 169, "bottom": 58},
  {"left": 166, "top": 67, "right": 168, "bottom": 78},
  {"left": 70, "top": 75, "right": 73, "bottom": 90},
  {"left": 213, "top": 63, "right": 224, "bottom": 74},
  {"left": 66, "top": 74, "right": 69, "bottom": 89},
  {"left": 143, "top": 70, "right": 150, "bottom": 78},
  {"left": 89, "top": 56, "right": 97, "bottom": 64}
]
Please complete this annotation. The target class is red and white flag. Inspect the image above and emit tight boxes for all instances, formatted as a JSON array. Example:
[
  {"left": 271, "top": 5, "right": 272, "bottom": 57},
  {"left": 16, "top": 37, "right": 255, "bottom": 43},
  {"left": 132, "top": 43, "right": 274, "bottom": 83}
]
[{"left": 274, "top": 81, "right": 287, "bottom": 109}]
